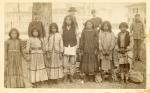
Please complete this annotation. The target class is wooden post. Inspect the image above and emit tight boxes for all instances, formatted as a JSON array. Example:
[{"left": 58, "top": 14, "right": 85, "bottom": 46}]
[{"left": 32, "top": 3, "right": 52, "bottom": 36}]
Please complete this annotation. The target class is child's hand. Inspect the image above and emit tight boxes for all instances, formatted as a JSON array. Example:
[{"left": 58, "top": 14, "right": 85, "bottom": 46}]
[
  {"left": 25, "top": 55, "right": 31, "bottom": 62},
  {"left": 80, "top": 50, "right": 84, "bottom": 56},
  {"left": 102, "top": 50, "right": 106, "bottom": 55},
  {"left": 106, "top": 50, "right": 111, "bottom": 55},
  {"left": 95, "top": 50, "right": 98, "bottom": 55},
  {"left": 47, "top": 55, "right": 51, "bottom": 60},
  {"left": 59, "top": 53, "right": 63, "bottom": 60}
]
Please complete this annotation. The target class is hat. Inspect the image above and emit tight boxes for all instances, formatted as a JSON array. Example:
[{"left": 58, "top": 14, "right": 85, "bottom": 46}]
[{"left": 68, "top": 7, "right": 77, "bottom": 12}]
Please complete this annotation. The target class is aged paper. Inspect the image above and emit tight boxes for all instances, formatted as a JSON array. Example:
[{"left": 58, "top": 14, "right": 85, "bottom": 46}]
[{"left": 0, "top": 0, "right": 150, "bottom": 93}]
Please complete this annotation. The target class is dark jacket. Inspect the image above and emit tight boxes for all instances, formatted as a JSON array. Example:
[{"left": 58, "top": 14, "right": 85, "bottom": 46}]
[
  {"left": 117, "top": 31, "right": 130, "bottom": 49},
  {"left": 62, "top": 27, "right": 77, "bottom": 47}
]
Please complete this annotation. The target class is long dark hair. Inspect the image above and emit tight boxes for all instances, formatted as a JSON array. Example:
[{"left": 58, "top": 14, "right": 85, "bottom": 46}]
[
  {"left": 101, "top": 21, "right": 112, "bottom": 32},
  {"left": 47, "top": 23, "right": 59, "bottom": 43},
  {"left": 49, "top": 23, "right": 59, "bottom": 34},
  {"left": 62, "top": 15, "right": 76, "bottom": 31},
  {"left": 9, "top": 28, "right": 20, "bottom": 39},
  {"left": 30, "top": 28, "right": 41, "bottom": 38},
  {"left": 83, "top": 20, "right": 94, "bottom": 31},
  {"left": 30, "top": 27, "right": 44, "bottom": 50}
]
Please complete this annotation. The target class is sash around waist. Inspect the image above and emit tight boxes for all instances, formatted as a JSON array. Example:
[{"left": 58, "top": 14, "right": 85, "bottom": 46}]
[{"left": 30, "top": 47, "right": 42, "bottom": 50}]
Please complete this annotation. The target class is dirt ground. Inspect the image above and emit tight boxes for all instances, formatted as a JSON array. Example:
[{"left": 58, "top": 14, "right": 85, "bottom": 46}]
[{"left": 35, "top": 60, "right": 146, "bottom": 89}]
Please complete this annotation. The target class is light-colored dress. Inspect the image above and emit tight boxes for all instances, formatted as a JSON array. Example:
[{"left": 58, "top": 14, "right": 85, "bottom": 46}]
[
  {"left": 45, "top": 33, "right": 64, "bottom": 79},
  {"left": 99, "top": 31, "right": 116, "bottom": 71},
  {"left": 26, "top": 37, "right": 48, "bottom": 83},
  {"left": 5, "top": 39, "right": 25, "bottom": 88}
]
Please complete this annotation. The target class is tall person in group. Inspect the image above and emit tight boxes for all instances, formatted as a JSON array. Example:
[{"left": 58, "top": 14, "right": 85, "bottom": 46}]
[{"left": 130, "top": 14, "right": 145, "bottom": 62}]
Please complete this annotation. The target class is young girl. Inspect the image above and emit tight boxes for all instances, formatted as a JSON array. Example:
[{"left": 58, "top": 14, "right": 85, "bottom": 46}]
[
  {"left": 99, "top": 21, "right": 116, "bottom": 81},
  {"left": 26, "top": 27, "right": 48, "bottom": 87},
  {"left": 117, "top": 22, "right": 133, "bottom": 83},
  {"left": 5, "top": 28, "right": 25, "bottom": 88},
  {"left": 45, "top": 23, "right": 64, "bottom": 84},
  {"left": 79, "top": 20, "right": 99, "bottom": 83},
  {"left": 62, "top": 15, "right": 78, "bottom": 82}
]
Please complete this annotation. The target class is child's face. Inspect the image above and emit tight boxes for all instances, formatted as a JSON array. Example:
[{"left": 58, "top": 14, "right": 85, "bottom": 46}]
[
  {"left": 32, "top": 29, "right": 39, "bottom": 37},
  {"left": 11, "top": 30, "right": 18, "bottom": 39},
  {"left": 86, "top": 22, "right": 93, "bottom": 29},
  {"left": 103, "top": 24, "right": 109, "bottom": 31},
  {"left": 51, "top": 26, "right": 57, "bottom": 33},
  {"left": 66, "top": 17, "right": 72, "bottom": 25},
  {"left": 120, "top": 26, "right": 127, "bottom": 32}
]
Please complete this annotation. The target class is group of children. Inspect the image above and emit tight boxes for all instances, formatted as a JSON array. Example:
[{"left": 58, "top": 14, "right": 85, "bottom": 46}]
[{"left": 4, "top": 13, "right": 144, "bottom": 88}]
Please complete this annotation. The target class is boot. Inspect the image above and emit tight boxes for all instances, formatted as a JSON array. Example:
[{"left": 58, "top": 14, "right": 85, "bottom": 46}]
[
  {"left": 80, "top": 73, "right": 86, "bottom": 84},
  {"left": 125, "top": 74, "right": 129, "bottom": 84},
  {"left": 69, "top": 75, "right": 74, "bottom": 83},
  {"left": 64, "top": 75, "right": 68, "bottom": 83},
  {"left": 54, "top": 79, "right": 58, "bottom": 84}
]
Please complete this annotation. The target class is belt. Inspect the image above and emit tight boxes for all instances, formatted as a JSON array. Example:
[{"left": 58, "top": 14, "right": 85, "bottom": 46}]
[
  {"left": 8, "top": 50, "right": 20, "bottom": 52},
  {"left": 31, "top": 47, "right": 42, "bottom": 50}
]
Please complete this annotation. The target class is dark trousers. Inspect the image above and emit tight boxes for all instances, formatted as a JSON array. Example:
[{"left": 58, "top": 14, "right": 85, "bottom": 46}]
[{"left": 133, "top": 39, "right": 142, "bottom": 60}]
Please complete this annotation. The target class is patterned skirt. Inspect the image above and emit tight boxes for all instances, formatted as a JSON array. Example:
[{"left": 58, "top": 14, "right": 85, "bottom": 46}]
[
  {"left": 29, "top": 53, "right": 48, "bottom": 83},
  {"left": 45, "top": 50, "right": 64, "bottom": 79},
  {"left": 5, "top": 51, "right": 25, "bottom": 88}
]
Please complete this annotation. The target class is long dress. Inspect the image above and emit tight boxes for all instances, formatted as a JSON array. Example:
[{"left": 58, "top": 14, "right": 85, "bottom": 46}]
[
  {"left": 45, "top": 33, "right": 64, "bottom": 79},
  {"left": 79, "top": 29, "right": 99, "bottom": 75},
  {"left": 99, "top": 31, "right": 116, "bottom": 71},
  {"left": 26, "top": 37, "right": 48, "bottom": 83},
  {"left": 5, "top": 39, "right": 25, "bottom": 88}
]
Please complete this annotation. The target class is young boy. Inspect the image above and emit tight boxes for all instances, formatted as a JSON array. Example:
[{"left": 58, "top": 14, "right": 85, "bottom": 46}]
[
  {"left": 130, "top": 14, "right": 145, "bottom": 62},
  {"left": 117, "top": 22, "right": 133, "bottom": 83}
]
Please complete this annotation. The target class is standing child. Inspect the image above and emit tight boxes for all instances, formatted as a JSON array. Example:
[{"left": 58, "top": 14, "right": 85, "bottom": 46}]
[
  {"left": 26, "top": 27, "right": 48, "bottom": 87},
  {"left": 117, "top": 22, "right": 133, "bottom": 83},
  {"left": 45, "top": 23, "right": 64, "bottom": 84},
  {"left": 130, "top": 14, "right": 145, "bottom": 62},
  {"left": 62, "top": 15, "right": 78, "bottom": 83},
  {"left": 5, "top": 28, "right": 25, "bottom": 88},
  {"left": 79, "top": 20, "right": 99, "bottom": 83},
  {"left": 99, "top": 21, "right": 116, "bottom": 81}
]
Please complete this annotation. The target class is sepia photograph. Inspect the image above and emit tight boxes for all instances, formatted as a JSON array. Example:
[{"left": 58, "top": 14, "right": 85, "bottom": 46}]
[{"left": 3, "top": 1, "right": 147, "bottom": 89}]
